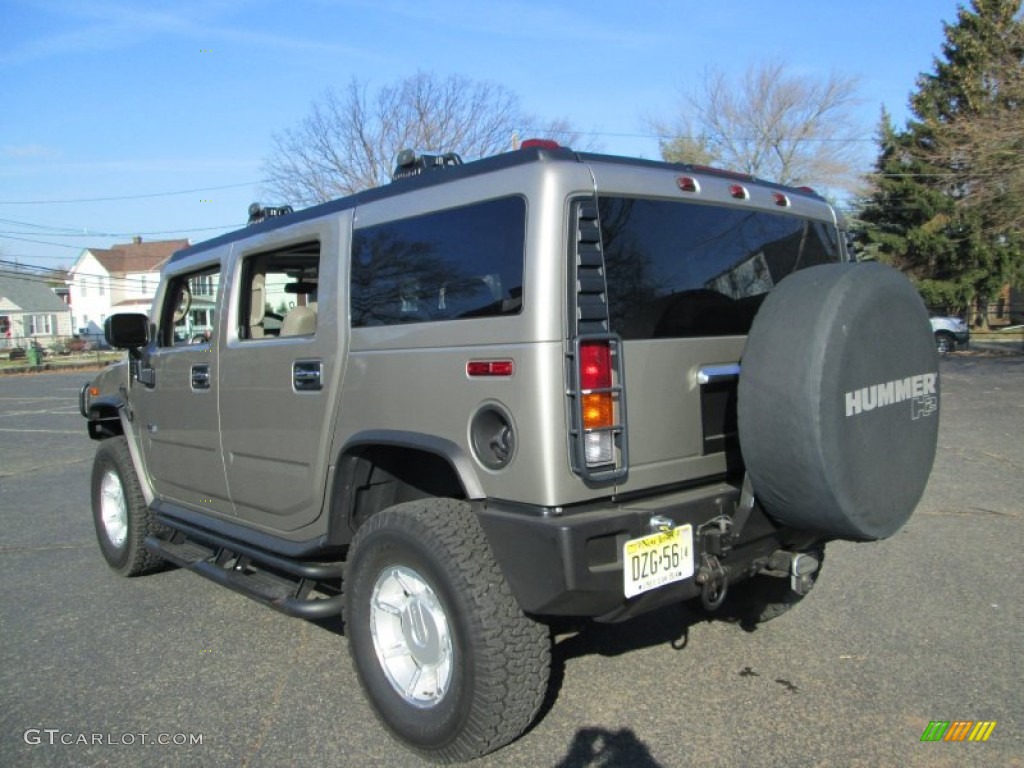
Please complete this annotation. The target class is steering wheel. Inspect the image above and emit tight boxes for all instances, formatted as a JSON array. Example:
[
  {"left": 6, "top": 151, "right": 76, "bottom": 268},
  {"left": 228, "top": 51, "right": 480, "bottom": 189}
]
[{"left": 172, "top": 284, "right": 192, "bottom": 323}]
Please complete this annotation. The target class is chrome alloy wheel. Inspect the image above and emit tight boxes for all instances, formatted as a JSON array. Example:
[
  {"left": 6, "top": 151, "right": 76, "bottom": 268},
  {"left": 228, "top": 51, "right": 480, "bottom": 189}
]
[
  {"left": 370, "top": 565, "right": 454, "bottom": 708},
  {"left": 99, "top": 469, "right": 128, "bottom": 548}
]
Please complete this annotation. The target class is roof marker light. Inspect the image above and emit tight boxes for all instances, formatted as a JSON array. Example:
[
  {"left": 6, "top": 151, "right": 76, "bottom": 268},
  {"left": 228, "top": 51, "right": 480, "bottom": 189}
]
[
  {"left": 729, "top": 184, "right": 749, "bottom": 200},
  {"left": 772, "top": 192, "right": 791, "bottom": 207},
  {"left": 676, "top": 176, "right": 699, "bottom": 193}
]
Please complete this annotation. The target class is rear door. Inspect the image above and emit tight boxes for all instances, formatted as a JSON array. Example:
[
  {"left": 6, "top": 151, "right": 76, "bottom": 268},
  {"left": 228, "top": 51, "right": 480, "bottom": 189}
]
[
  {"left": 585, "top": 163, "right": 844, "bottom": 493},
  {"left": 217, "top": 215, "right": 346, "bottom": 532}
]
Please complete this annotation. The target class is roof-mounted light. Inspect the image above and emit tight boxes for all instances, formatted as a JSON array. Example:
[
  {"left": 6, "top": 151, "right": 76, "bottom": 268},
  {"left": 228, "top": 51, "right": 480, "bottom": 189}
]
[
  {"left": 520, "top": 138, "right": 561, "bottom": 150},
  {"left": 392, "top": 150, "right": 463, "bottom": 180}
]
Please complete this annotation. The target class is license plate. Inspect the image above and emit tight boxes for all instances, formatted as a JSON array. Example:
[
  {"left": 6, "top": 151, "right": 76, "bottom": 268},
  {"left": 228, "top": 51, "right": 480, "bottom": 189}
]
[{"left": 623, "top": 525, "right": 694, "bottom": 598}]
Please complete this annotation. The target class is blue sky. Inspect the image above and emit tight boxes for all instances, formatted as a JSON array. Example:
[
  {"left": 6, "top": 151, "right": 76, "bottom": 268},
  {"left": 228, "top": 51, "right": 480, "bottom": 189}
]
[{"left": 2, "top": 0, "right": 966, "bottom": 270}]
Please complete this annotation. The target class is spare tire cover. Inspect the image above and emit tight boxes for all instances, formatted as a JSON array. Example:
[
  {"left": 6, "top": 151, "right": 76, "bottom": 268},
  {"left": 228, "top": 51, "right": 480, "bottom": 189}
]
[{"left": 738, "top": 263, "right": 939, "bottom": 541}]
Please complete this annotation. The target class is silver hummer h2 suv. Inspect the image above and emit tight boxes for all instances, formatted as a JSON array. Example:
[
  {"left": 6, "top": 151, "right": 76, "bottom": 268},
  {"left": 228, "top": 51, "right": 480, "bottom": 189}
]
[{"left": 81, "top": 141, "right": 940, "bottom": 763}]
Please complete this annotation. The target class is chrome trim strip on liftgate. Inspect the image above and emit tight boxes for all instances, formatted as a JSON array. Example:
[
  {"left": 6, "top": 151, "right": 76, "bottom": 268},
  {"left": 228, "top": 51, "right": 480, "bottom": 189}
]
[{"left": 697, "top": 363, "right": 741, "bottom": 385}]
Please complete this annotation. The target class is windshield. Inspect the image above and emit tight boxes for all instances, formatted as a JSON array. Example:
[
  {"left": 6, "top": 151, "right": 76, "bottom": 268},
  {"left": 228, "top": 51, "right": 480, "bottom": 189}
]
[{"left": 598, "top": 196, "right": 842, "bottom": 339}]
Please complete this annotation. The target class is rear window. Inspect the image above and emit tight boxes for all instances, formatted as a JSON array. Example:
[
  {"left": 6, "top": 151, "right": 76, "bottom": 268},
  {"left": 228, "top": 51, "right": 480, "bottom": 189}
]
[
  {"left": 351, "top": 197, "right": 525, "bottom": 327},
  {"left": 599, "top": 197, "right": 841, "bottom": 339}
]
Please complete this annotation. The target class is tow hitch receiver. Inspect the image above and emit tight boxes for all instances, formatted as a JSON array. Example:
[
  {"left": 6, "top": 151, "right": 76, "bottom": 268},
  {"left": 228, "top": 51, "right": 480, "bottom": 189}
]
[{"left": 790, "top": 553, "right": 820, "bottom": 595}]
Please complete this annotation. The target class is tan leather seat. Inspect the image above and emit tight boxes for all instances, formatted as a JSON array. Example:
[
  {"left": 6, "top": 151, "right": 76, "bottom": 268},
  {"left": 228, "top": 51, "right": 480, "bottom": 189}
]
[{"left": 281, "top": 305, "right": 317, "bottom": 336}]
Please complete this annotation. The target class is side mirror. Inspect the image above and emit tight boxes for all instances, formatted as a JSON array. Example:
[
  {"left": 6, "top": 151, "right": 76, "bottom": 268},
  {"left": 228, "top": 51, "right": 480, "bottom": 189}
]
[{"left": 104, "top": 313, "right": 150, "bottom": 349}]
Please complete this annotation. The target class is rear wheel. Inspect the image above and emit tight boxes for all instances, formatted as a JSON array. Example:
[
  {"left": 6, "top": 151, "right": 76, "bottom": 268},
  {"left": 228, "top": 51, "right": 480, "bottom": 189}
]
[
  {"left": 935, "top": 332, "right": 955, "bottom": 355},
  {"left": 344, "top": 499, "right": 550, "bottom": 763},
  {"left": 91, "top": 436, "right": 166, "bottom": 576}
]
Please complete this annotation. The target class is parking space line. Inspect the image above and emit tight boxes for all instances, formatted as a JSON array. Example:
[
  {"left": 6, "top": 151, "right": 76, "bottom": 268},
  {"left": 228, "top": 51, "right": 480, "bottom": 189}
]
[
  {"left": 0, "top": 409, "right": 79, "bottom": 417},
  {"left": 0, "top": 427, "right": 82, "bottom": 434}
]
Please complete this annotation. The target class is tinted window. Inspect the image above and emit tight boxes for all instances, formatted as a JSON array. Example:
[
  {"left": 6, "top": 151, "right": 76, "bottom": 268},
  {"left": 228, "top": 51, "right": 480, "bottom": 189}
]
[
  {"left": 351, "top": 197, "right": 525, "bottom": 327},
  {"left": 599, "top": 197, "right": 841, "bottom": 339}
]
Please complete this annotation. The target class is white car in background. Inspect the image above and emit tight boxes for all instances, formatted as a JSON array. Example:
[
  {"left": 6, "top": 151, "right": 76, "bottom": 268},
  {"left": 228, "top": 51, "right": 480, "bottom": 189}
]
[{"left": 930, "top": 314, "right": 970, "bottom": 354}]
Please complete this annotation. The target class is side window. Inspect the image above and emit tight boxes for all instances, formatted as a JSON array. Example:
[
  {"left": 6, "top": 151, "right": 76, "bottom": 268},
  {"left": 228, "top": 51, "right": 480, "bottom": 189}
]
[
  {"left": 238, "top": 242, "right": 320, "bottom": 340},
  {"left": 159, "top": 266, "right": 221, "bottom": 347},
  {"left": 351, "top": 196, "right": 525, "bottom": 327}
]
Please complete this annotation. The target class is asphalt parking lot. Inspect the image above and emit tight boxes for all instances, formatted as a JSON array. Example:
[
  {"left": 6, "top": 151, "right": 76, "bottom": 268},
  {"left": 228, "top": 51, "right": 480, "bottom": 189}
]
[{"left": 1, "top": 357, "right": 1021, "bottom": 767}]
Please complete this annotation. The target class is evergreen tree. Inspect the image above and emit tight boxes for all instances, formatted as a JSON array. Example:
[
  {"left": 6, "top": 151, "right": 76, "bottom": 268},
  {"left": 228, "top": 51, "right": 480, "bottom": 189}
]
[
  {"left": 856, "top": 0, "right": 1023, "bottom": 319},
  {"left": 856, "top": 109, "right": 966, "bottom": 310}
]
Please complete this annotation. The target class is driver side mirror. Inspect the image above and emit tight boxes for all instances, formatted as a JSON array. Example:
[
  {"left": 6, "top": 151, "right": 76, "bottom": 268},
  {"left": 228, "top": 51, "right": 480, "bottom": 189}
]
[{"left": 104, "top": 313, "right": 150, "bottom": 349}]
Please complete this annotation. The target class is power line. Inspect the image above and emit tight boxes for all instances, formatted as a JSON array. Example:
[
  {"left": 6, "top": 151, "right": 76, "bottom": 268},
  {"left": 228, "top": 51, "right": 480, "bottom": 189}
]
[
  {"left": 0, "top": 180, "right": 262, "bottom": 205},
  {"left": 520, "top": 127, "right": 881, "bottom": 143},
  {"left": 0, "top": 234, "right": 81, "bottom": 249},
  {"left": 0, "top": 260, "right": 151, "bottom": 289},
  {"left": 0, "top": 224, "right": 242, "bottom": 238}
]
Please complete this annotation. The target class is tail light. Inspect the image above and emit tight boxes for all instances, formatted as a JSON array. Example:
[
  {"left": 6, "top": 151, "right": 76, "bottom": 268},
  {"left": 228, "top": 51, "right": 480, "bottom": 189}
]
[
  {"left": 569, "top": 335, "right": 628, "bottom": 481},
  {"left": 580, "top": 341, "right": 614, "bottom": 465}
]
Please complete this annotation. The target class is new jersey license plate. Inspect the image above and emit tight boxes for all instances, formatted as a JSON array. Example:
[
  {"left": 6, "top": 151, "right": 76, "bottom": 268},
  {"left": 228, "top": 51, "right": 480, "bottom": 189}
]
[{"left": 623, "top": 525, "right": 694, "bottom": 598}]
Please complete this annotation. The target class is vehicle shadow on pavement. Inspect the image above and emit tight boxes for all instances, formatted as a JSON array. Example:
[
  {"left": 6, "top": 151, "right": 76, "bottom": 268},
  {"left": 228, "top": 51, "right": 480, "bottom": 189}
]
[
  {"left": 552, "top": 601, "right": 703, "bottom": 662},
  {"left": 536, "top": 605, "right": 698, "bottom": 766}
]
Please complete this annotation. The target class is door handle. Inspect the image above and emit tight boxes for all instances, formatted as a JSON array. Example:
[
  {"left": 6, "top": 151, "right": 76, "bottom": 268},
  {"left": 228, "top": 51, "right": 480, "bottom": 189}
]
[
  {"left": 191, "top": 364, "right": 211, "bottom": 390},
  {"left": 293, "top": 360, "right": 322, "bottom": 391}
]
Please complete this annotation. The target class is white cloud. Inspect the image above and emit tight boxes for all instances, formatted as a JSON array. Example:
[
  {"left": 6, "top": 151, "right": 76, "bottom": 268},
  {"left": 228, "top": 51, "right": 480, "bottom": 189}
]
[{"left": 1, "top": 0, "right": 370, "bottom": 66}]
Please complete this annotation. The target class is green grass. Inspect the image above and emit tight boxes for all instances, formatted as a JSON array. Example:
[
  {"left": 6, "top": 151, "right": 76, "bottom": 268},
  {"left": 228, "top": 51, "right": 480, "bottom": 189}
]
[{"left": 0, "top": 351, "right": 124, "bottom": 372}]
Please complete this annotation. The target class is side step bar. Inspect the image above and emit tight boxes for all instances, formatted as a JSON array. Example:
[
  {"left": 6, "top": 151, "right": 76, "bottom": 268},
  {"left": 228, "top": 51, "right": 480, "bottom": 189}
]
[{"left": 144, "top": 515, "right": 344, "bottom": 620}]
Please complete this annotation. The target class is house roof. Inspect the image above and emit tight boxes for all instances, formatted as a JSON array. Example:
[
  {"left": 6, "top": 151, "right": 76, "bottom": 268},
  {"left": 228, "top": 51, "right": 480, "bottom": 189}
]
[
  {"left": 80, "top": 238, "right": 189, "bottom": 276},
  {"left": 0, "top": 271, "right": 72, "bottom": 313}
]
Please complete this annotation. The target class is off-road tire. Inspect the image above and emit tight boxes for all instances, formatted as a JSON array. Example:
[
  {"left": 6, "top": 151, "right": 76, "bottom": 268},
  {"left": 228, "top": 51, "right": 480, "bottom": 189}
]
[
  {"left": 90, "top": 436, "right": 166, "bottom": 576},
  {"left": 343, "top": 498, "right": 551, "bottom": 763}
]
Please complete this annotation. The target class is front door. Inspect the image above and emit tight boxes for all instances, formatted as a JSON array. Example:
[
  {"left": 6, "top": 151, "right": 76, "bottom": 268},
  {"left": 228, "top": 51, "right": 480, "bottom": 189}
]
[{"left": 134, "top": 262, "right": 231, "bottom": 513}]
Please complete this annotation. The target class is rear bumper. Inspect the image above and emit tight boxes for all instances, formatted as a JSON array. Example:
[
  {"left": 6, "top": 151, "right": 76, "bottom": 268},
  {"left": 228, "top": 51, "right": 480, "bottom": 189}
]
[{"left": 476, "top": 482, "right": 794, "bottom": 622}]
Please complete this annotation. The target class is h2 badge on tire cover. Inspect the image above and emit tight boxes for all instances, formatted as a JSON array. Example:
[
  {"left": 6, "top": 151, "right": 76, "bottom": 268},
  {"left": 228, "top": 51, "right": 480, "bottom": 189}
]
[{"left": 738, "top": 263, "right": 939, "bottom": 541}]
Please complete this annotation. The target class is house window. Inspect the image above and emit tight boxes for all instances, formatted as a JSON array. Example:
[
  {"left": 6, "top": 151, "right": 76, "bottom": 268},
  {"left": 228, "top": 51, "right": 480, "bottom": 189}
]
[
  {"left": 79, "top": 280, "right": 87, "bottom": 297},
  {"left": 27, "top": 314, "right": 54, "bottom": 336},
  {"left": 98, "top": 278, "right": 106, "bottom": 296}
]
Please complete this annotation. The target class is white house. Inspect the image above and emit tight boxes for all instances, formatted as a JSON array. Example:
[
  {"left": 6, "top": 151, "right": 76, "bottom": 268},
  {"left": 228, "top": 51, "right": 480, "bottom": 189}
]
[
  {"left": 66, "top": 237, "right": 189, "bottom": 335},
  {"left": 0, "top": 271, "right": 74, "bottom": 348}
]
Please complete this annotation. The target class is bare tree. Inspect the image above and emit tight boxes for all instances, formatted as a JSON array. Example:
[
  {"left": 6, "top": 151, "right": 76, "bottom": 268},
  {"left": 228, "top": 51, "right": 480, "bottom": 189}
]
[
  {"left": 263, "top": 71, "right": 588, "bottom": 205},
  {"left": 649, "top": 60, "right": 864, "bottom": 191}
]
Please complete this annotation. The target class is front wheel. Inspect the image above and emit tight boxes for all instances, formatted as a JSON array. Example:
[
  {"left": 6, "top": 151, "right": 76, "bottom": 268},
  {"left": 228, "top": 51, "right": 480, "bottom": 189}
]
[
  {"left": 344, "top": 499, "right": 550, "bottom": 763},
  {"left": 90, "top": 436, "right": 166, "bottom": 576}
]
